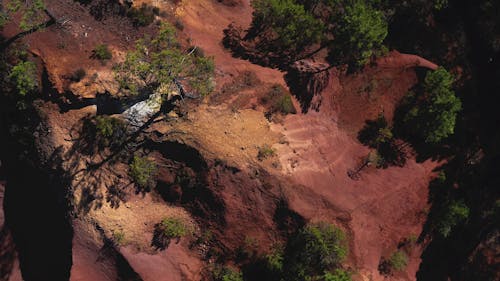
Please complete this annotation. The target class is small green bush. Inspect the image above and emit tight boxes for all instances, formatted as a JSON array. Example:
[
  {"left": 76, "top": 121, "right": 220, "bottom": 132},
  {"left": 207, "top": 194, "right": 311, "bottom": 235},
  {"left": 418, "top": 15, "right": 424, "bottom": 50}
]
[
  {"left": 129, "top": 155, "right": 158, "bottom": 190},
  {"left": 388, "top": 250, "right": 408, "bottom": 271},
  {"left": 159, "top": 217, "right": 189, "bottom": 240},
  {"left": 257, "top": 144, "right": 276, "bottom": 161},
  {"left": 152, "top": 217, "right": 190, "bottom": 250},
  {"left": 92, "top": 44, "right": 112, "bottom": 61},
  {"left": 9, "top": 61, "right": 38, "bottom": 96},
  {"left": 113, "top": 230, "right": 125, "bottom": 245}
]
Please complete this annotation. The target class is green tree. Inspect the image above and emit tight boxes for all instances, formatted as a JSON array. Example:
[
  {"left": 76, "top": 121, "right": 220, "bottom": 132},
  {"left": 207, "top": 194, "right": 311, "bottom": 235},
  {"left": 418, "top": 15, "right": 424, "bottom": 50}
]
[
  {"left": 8, "top": 61, "right": 38, "bottom": 96},
  {"left": 436, "top": 200, "right": 470, "bottom": 237},
  {"left": 402, "top": 67, "right": 462, "bottom": 144},
  {"left": 249, "top": 0, "right": 324, "bottom": 59},
  {"left": 285, "top": 222, "right": 348, "bottom": 280},
  {"left": 328, "top": 0, "right": 388, "bottom": 68},
  {"left": 114, "top": 23, "right": 214, "bottom": 98}
]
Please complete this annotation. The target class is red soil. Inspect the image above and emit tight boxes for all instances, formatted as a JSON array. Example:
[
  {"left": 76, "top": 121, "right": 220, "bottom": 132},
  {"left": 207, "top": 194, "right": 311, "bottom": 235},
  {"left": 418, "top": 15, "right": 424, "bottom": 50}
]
[{"left": 178, "top": 1, "right": 440, "bottom": 280}]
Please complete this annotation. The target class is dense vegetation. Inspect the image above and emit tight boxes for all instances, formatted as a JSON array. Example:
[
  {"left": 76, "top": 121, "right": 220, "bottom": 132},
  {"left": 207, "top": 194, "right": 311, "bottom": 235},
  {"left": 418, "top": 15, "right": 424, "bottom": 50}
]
[
  {"left": 226, "top": 0, "right": 389, "bottom": 70},
  {"left": 242, "top": 222, "right": 350, "bottom": 281}
]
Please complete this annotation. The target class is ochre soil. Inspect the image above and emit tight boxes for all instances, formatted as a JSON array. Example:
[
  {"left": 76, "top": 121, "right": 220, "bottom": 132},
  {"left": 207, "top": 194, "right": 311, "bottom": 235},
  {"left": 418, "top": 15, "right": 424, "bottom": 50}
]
[{"left": 1, "top": 0, "right": 443, "bottom": 280}]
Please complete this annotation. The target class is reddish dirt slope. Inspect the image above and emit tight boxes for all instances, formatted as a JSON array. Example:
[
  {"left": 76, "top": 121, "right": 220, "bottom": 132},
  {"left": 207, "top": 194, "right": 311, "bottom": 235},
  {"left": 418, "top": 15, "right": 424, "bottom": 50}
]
[{"left": 178, "top": 1, "right": 440, "bottom": 280}]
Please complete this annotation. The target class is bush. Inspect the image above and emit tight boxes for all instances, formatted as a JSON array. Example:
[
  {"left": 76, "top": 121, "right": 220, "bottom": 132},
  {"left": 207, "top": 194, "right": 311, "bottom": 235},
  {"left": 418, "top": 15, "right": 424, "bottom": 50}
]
[
  {"left": 152, "top": 217, "right": 189, "bottom": 249},
  {"left": 262, "top": 84, "right": 297, "bottom": 115},
  {"left": 388, "top": 250, "right": 408, "bottom": 271},
  {"left": 94, "top": 115, "right": 127, "bottom": 148},
  {"left": 70, "top": 68, "right": 86, "bottom": 82},
  {"left": 91, "top": 44, "right": 112, "bottom": 61},
  {"left": 212, "top": 266, "right": 243, "bottom": 281},
  {"left": 257, "top": 145, "right": 276, "bottom": 161},
  {"left": 127, "top": 3, "right": 158, "bottom": 27},
  {"left": 9, "top": 61, "right": 38, "bottom": 96},
  {"left": 323, "top": 269, "right": 352, "bottom": 281},
  {"left": 129, "top": 155, "right": 158, "bottom": 190},
  {"left": 436, "top": 200, "right": 470, "bottom": 237},
  {"left": 113, "top": 230, "right": 125, "bottom": 245}
]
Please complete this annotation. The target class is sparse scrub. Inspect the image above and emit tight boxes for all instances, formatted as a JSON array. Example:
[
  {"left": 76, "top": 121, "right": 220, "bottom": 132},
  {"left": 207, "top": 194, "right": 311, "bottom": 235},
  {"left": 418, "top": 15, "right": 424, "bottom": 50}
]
[
  {"left": 129, "top": 155, "right": 158, "bottom": 190},
  {"left": 91, "top": 44, "right": 112, "bottom": 61},
  {"left": 261, "top": 84, "right": 297, "bottom": 116},
  {"left": 257, "top": 145, "right": 276, "bottom": 161}
]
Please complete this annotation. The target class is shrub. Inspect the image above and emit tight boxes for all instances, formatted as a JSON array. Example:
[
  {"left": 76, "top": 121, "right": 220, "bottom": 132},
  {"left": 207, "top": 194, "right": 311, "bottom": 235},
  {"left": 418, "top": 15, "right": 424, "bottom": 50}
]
[
  {"left": 113, "top": 230, "right": 125, "bottom": 245},
  {"left": 212, "top": 266, "right": 243, "bottom": 281},
  {"left": 265, "top": 245, "right": 284, "bottom": 273},
  {"left": 436, "top": 200, "right": 470, "bottom": 237},
  {"left": 94, "top": 115, "right": 127, "bottom": 148},
  {"left": 127, "top": 3, "right": 158, "bottom": 27},
  {"left": 70, "top": 68, "right": 86, "bottom": 82},
  {"left": 323, "top": 269, "right": 352, "bottom": 281},
  {"left": 129, "top": 155, "right": 158, "bottom": 190},
  {"left": 257, "top": 144, "right": 276, "bottom": 161},
  {"left": 262, "top": 84, "right": 297, "bottom": 115},
  {"left": 388, "top": 250, "right": 408, "bottom": 271},
  {"left": 159, "top": 217, "right": 189, "bottom": 239},
  {"left": 9, "top": 61, "right": 38, "bottom": 96},
  {"left": 92, "top": 44, "right": 112, "bottom": 61},
  {"left": 152, "top": 217, "right": 189, "bottom": 249}
]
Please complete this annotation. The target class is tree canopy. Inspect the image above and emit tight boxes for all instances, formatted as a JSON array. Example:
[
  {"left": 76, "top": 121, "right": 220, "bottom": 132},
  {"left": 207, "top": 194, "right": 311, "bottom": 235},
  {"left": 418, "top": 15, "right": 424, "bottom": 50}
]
[
  {"left": 328, "top": 0, "right": 388, "bottom": 68},
  {"left": 231, "top": 0, "right": 388, "bottom": 69},
  {"left": 114, "top": 23, "right": 214, "bottom": 98},
  {"left": 401, "top": 67, "right": 462, "bottom": 144},
  {"left": 248, "top": 0, "right": 324, "bottom": 59},
  {"left": 285, "top": 222, "right": 348, "bottom": 281},
  {"left": 8, "top": 61, "right": 38, "bottom": 96}
]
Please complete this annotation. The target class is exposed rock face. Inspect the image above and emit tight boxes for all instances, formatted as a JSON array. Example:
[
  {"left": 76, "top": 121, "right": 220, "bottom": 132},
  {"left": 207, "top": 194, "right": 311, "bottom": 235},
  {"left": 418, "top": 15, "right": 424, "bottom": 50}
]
[{"left": 286, "top": 60, "right": 331, "bottom": 113}]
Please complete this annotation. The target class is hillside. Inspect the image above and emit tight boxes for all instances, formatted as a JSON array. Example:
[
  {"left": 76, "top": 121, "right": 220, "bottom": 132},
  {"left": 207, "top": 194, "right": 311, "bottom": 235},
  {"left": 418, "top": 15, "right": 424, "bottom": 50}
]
[{"left": 0, "top": 1, "right": 498, "bottom": 281}]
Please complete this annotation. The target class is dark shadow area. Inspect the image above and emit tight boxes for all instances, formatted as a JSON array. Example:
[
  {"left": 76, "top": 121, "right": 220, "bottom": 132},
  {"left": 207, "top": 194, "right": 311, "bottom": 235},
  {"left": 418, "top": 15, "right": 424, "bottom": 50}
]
[
  {"left": 0, "top": 226, "right": 17, "bottom": 281},
  {"left": 3, "top": 162, "right": 73, "bottom": 281},
  {"left": 273, "top": 199, "right": 305, "bottom": 238},
  {"left": 147, "top": 141, "right": 226, "bottom": 226}
]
